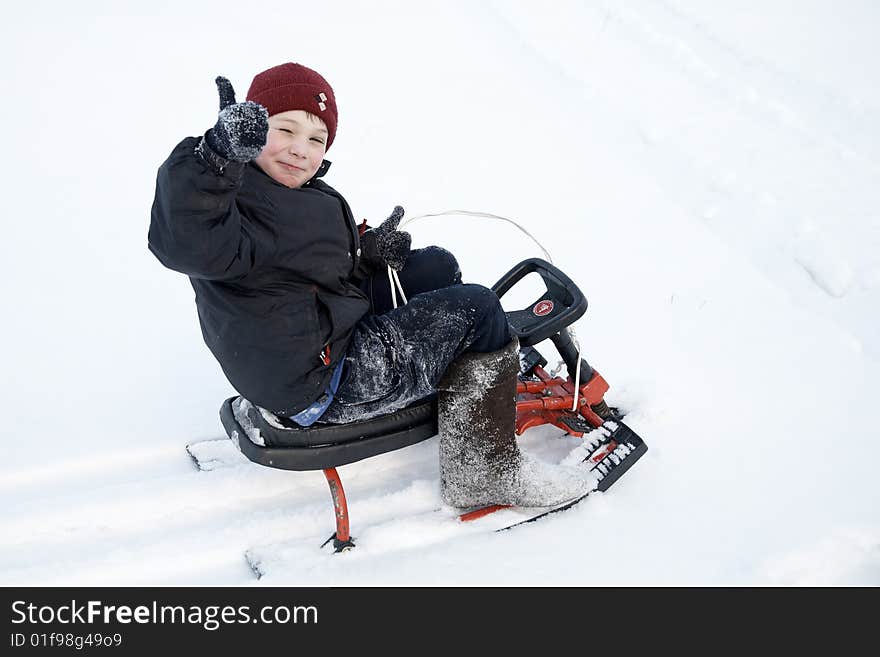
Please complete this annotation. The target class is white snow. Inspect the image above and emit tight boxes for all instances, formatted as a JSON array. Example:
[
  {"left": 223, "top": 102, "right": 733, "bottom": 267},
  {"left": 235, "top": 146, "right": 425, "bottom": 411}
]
[{"left": 1, "top": 0, "right": 878, "bottom": 585}]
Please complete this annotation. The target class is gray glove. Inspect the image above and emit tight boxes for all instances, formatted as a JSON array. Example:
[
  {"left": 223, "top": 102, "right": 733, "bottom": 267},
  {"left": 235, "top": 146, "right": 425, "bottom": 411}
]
[
  {"left": 361, "top": 206, "right": 412, "bottom": 271},
  {"left": 204, "top": 76, "right": 269, "bottom": 162}
]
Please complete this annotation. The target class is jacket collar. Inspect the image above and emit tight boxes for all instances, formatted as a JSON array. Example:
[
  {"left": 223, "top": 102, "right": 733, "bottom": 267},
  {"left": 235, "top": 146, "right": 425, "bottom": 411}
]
[
  {"left": 312, "top": 159, "right": 331, "bottom": 180},
  {"left": 249, "top": 159, "right": 332, "bottom": 188},
  {"left": 302, "top": 160, "right": 331, "bottom": 188}
]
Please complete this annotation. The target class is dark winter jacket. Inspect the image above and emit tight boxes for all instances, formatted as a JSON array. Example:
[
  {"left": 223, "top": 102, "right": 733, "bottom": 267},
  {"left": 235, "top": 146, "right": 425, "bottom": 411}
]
[{"left": 149, "top": 136, "right": 377, "bottom": 416}]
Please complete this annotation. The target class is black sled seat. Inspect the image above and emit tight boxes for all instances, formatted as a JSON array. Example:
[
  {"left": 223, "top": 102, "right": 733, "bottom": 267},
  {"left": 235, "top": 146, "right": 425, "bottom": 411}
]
[
  {"left": 220, "top": 395, "right": 437, "bottom": 554},
  {"left": 219, "top": 395, "right": 437, "bottom": 471}
]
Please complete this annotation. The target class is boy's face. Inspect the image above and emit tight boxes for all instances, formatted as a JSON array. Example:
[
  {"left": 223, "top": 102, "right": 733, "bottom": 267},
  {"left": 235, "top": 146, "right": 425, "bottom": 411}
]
[{"left": 254, "top": 109, "right": 328, "bottom": 188}]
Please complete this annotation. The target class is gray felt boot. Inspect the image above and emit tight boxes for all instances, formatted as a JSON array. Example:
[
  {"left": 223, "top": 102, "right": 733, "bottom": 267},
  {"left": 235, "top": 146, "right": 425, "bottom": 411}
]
[{"left": 437, "top": 337, "right": 595, "bottom": 508}]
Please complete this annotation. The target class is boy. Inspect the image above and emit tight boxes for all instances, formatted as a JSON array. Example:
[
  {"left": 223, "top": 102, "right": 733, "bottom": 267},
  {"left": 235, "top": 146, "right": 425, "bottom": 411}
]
[{"left": 149, "top": 62, "right": 592, "bottom": 507}]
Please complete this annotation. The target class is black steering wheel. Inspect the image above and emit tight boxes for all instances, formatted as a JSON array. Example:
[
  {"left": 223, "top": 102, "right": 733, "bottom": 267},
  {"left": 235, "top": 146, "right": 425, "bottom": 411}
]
[{"left": 491, "top": 258, "right": 588, "bottom": 347}]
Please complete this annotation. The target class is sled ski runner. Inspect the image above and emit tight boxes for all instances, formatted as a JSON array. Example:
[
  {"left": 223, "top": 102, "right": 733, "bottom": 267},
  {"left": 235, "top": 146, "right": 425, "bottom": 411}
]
[
  {"left": 238, "top": 418, "right": 647, "bottom": 578},
  {"left": 185, "top": 437, "right": 249, "bottom": 471},
  {"left": 242, "top": 421, "right": 645, "bottom": 579}
]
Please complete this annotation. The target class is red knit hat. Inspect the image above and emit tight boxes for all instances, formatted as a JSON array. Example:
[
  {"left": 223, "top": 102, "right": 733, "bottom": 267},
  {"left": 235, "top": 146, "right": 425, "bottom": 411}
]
[{"left": 246, "top": 63, "right": 338, "bottom": 149}]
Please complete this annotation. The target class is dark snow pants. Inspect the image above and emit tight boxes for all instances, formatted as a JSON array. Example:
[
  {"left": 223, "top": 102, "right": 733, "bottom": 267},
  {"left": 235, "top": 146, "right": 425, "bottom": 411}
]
[{"left": 321, "top": 246, "right": 512, "bottom": 424}]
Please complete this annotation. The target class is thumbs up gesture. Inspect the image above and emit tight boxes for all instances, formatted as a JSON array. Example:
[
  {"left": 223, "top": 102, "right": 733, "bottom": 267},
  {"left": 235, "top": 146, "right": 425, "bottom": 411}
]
[
  {"left": 363, "top": 206, "right": 412, "bottom": 271},
  {"left": 204, "top": 76, "right": 269, "bottom": 163}
]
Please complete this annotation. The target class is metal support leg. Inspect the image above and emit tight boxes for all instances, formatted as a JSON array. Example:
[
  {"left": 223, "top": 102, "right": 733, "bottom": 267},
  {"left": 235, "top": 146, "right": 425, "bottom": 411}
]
[{"left": 320, "top": 468, "right": 356, "bottom": 552}]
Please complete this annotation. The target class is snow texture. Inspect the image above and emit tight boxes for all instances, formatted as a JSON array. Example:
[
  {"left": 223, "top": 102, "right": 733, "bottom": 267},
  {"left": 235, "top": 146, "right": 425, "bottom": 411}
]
[
  {"left": 209, "top": 101, "right": 269, "bottom": 162},
  {"left": 1, "top": 0, "right": 878, "bottom": 585},
  {"left": 232, "top": 398, "right": 265, "bottom": 447},
  {"left": 186, "top": 438, "right": 248, "bottom": 471},
  {"left": 321, "top": 284, "right": 503, "bottom": 424}
]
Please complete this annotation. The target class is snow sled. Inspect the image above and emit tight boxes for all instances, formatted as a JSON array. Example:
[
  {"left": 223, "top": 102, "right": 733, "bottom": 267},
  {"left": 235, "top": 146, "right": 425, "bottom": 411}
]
[{"left": 219, "top": 258, "right": 647, "bottom": 551}]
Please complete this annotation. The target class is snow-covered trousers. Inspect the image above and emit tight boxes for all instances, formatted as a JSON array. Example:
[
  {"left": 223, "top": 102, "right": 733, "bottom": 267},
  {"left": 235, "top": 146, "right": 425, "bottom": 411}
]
[{"left": 321, "top": 246, "right": 512, "bottom": 424}]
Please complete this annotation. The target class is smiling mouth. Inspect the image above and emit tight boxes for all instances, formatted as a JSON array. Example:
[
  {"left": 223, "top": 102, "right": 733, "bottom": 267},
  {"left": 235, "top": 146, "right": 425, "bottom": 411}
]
[{"left": 278, "top": 162, "right": 305, "bottom": 173}]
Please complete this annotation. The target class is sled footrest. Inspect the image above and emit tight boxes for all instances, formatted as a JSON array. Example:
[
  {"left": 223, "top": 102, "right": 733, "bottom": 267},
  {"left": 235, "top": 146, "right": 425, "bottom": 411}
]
[{"left": 584, "top": 420, "right": 648, "bottom": 492}]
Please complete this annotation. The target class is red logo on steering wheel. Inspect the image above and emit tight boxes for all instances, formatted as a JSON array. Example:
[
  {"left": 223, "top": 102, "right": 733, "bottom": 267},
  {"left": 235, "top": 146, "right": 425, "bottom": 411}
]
[{"left": 532, "top": 300, "right": 554, "bottom": 316}]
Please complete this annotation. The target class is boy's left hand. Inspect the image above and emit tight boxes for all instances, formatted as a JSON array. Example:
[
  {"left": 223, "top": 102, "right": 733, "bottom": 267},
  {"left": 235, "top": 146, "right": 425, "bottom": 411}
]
[{"left": 364, "top": 205, "right": 412, "bottom": 271}]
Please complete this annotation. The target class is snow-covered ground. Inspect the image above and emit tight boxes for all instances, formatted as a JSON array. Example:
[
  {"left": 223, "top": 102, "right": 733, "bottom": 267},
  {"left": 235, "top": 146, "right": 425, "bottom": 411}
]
[{"left": 2, "top": 0, "right": 878, "bottom": 585}]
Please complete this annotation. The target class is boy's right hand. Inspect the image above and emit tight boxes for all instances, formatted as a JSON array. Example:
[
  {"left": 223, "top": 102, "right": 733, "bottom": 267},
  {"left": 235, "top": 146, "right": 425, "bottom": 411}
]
[{"left": 204, "top": 76, "right": 269, "bottom": 162}]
